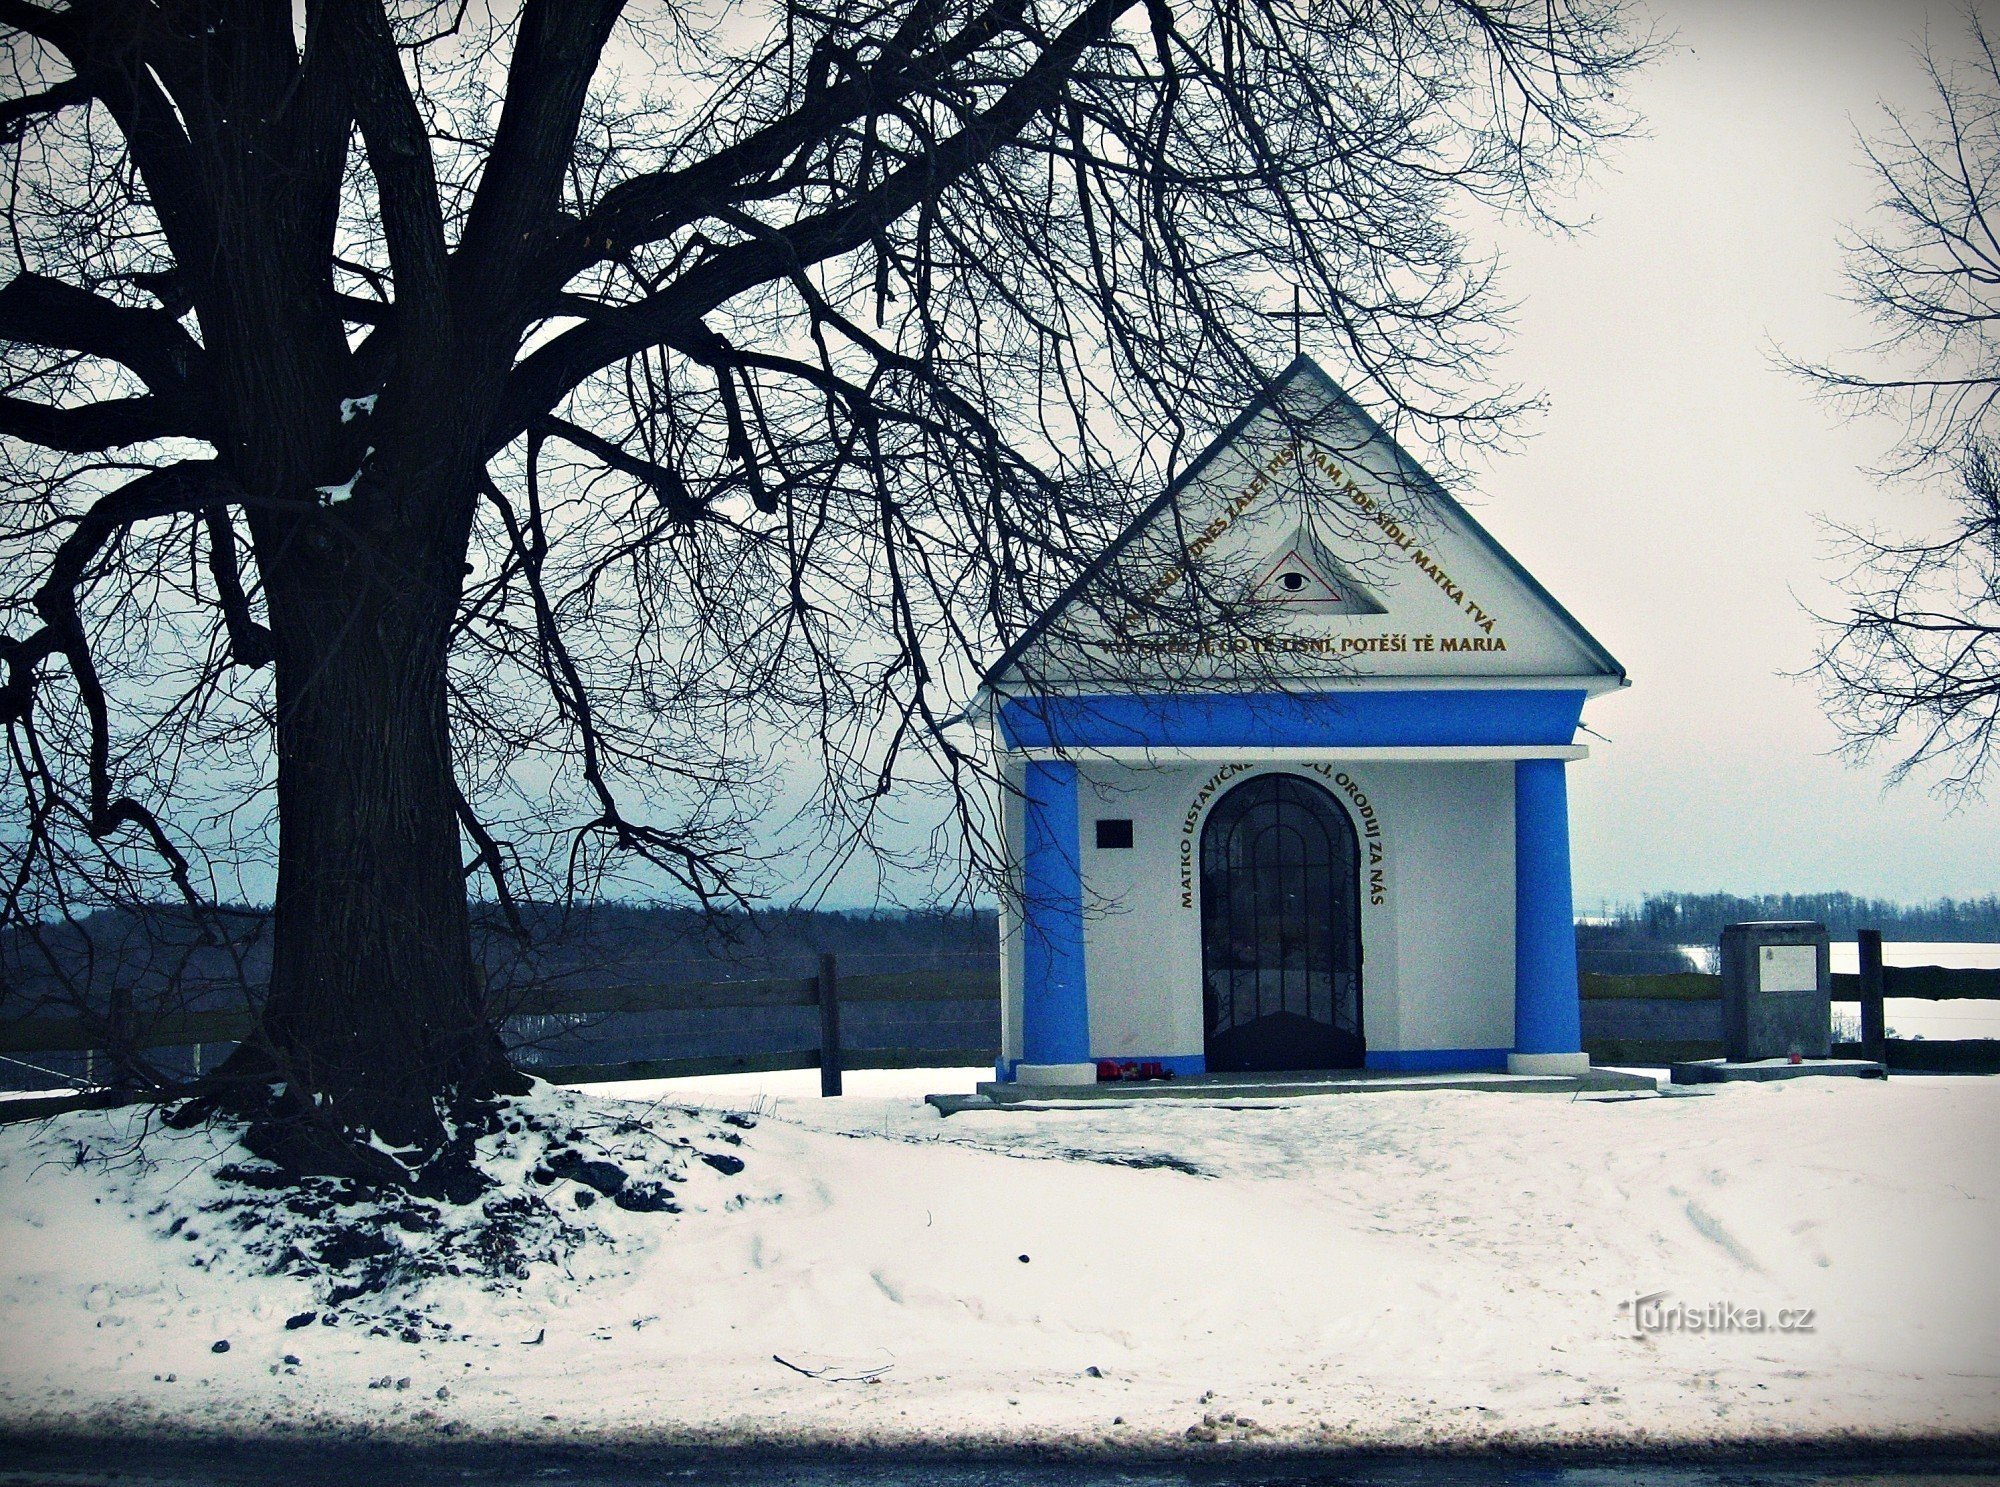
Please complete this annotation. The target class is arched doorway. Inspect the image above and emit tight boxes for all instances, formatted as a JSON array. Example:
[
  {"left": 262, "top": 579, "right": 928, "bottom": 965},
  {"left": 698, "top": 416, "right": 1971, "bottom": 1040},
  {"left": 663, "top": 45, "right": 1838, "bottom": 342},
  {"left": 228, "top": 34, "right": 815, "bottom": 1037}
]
[{"left": 1200, "top": 772, "right": 1364, "bottom": 1071}]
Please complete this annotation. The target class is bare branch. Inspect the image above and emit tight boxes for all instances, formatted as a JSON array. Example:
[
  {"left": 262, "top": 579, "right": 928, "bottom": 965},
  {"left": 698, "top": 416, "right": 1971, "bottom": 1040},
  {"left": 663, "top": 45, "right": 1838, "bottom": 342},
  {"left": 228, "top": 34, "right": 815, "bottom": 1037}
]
[
  {"left": 202, "top": 508, "right": 274, "bottom": 669},
  {"left": 528, "top": 410, "right": 706, "bottom": 523},
  {"left": 1799, "top": 12, "right": 2000, "bottom": 791},
  {"left": 1, "top": 461, "right": 247, "bottom": 907},
  {"left": 452, "top": 782, "right": 527, "bottom": 944},
  {"left": 0, "top": 272, "right": 208, "bottom": 405},
  {"left": 531, "top": 0, "right": 1020, "bottom": 290},
  {"left": 454, "top": 0, "right": 625, "bottom": 302},
  {"left": 496, "top": 0, "right": 1140, "bottom": 444},
  {"left": 0, "top": 1, "right": 68, "bottom": 45},
  {"left": 0, "top": 75, "right": 89, "bottom": 142},
  {"left": 0, "top": 393, "right": 186, "bottom": 452},
  {"left": 325, "top": 0, "right": 451, "bottom": 331},
  {"left": 2, "top": 459, "right": 246, "bottom": 724}
]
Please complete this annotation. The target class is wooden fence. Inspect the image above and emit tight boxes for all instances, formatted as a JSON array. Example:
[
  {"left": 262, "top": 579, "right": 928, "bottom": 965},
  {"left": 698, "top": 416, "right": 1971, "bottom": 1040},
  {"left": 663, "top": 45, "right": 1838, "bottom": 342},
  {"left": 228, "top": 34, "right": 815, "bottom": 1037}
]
[
  {"left": 0, "top": 955, "right": 999, "bottom": 1121},
  {"left": 4, "top": 932, "right": 1996, "bottom": 1122},
  {"left": 1581, "top": 929, "right": 2000, "bottom": 1071}
]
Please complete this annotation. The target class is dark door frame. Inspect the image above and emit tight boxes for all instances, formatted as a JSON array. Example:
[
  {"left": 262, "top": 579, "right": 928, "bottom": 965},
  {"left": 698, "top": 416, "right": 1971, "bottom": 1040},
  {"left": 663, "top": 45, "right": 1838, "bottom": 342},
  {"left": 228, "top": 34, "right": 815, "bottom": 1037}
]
[{"left": 1198, "top": 770, "right": 1365, "bottom": 1071}]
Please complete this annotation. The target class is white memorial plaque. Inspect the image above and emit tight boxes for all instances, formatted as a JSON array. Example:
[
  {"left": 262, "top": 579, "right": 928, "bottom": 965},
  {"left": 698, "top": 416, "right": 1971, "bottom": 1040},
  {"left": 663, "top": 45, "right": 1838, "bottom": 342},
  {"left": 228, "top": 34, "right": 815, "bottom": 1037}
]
[{"left": 1759, "top": 944, "right": 1818, "bottom": 994}]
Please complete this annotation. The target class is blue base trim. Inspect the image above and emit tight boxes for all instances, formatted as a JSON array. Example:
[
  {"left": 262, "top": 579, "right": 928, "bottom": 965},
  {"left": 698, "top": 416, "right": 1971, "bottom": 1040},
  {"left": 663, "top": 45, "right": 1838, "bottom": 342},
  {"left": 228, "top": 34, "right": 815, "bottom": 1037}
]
[
  {"left": 1366, "top": 1047, "right": 1511, "bottom": 1072},
  {"left": 999, "top": 689, "right": 1585, "bottom": 751}
]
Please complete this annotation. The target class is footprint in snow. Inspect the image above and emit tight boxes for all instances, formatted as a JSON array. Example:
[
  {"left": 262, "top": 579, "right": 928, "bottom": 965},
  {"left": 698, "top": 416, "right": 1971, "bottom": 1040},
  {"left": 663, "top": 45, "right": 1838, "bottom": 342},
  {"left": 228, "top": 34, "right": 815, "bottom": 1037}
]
[{"left": 1682, "top": 1197, "right": 1763, "bottom": 1274}]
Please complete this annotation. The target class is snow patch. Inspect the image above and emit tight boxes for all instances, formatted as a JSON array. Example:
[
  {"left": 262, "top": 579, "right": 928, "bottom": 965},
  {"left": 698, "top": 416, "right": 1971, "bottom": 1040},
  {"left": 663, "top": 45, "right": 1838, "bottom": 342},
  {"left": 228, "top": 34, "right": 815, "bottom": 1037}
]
[
  {"left": 315, "top": 448, "right": 373, "bottom": 506},
  {"left": 339, "top": 394, "right": 379, "bottom": 423}
]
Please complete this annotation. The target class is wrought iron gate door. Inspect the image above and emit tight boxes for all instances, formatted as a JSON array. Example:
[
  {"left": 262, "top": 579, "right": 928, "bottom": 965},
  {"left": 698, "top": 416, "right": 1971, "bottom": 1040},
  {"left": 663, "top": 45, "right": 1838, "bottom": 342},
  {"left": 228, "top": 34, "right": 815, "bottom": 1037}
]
[{"left": 1199, "top": 773, "right": 1364, "bottom": 1071}]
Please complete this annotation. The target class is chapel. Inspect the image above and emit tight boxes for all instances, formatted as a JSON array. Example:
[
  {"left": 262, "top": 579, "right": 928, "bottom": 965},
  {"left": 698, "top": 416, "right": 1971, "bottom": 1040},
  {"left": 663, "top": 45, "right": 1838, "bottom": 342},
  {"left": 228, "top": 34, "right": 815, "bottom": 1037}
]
[{"left": 980, "top": 357, "right": 1625, "bottom": 1084}]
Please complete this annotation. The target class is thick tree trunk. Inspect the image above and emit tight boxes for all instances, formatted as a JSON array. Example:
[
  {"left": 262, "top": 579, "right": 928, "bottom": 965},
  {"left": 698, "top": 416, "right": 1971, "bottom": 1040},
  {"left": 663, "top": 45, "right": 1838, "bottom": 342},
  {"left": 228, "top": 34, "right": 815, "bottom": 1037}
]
[
  {"left": 223, "top": 480, "right": 524, "bottom": 1174},
  {"left": 167, "top": 84, "right": 536, "bottom": 1170}
]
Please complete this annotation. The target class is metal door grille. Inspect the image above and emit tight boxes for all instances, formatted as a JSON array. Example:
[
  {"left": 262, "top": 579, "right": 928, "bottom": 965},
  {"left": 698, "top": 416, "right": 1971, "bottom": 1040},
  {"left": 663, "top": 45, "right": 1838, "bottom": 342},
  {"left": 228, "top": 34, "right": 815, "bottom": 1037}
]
[{"left": 1199, "top": 772, "right": 1363, "bottom": 1071}]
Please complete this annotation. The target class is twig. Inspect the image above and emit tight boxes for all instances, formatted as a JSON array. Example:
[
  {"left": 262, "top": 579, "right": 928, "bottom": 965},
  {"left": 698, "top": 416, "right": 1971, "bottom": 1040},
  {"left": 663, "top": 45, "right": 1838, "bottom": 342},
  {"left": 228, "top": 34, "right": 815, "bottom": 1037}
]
[{"left": 771, "top": 1353, "right": 894, "bottom": 1382}]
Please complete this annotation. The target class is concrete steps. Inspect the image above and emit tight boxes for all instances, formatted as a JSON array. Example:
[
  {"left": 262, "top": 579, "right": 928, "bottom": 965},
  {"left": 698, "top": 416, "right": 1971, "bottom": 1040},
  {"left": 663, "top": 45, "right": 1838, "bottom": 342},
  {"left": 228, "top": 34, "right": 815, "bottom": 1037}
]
[{"left": 926, "top": 1065, "right": 1655, "bottom": 1115}]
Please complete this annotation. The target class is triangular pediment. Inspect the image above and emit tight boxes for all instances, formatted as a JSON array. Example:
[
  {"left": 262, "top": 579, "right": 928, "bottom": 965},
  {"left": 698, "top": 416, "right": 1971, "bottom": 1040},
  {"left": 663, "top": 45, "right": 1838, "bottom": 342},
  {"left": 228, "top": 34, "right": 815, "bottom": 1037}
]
[
  {"left": 1254, "top": 521, "right": 1386, "bottom": 614},
  {"left": 986, "top": 358, "right": 1624, "bottom": 692}
]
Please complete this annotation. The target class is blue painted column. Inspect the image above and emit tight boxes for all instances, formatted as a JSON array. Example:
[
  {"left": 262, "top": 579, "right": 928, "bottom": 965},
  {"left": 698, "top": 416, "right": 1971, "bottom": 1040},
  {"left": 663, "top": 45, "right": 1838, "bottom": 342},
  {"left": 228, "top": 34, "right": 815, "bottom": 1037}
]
[
  {"left": 1513, "top": 758, "right": 1584, "bottom": 1065},
  {"left": 1020, "top": 759, "right": 1090, "bottom": 1067}
]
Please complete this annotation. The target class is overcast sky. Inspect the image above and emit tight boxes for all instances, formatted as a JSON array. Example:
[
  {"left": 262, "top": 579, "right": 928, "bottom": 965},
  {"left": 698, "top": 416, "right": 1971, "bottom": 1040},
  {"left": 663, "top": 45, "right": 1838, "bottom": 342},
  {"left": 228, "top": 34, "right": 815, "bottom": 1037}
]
[
  {"left": 657, "top": 0, "right": 2000, "bottom": 913},
  {"left": 1459, "top": 0, "right": 2000, "bottom": 906}
]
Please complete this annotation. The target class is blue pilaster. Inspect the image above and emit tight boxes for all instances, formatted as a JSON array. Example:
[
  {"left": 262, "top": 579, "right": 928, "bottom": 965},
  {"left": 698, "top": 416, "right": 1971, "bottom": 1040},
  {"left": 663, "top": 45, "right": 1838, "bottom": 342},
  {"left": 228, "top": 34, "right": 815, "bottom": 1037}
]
[
  {"left": 1021, "top": 759, "right": 1090, "bottom": 1066},
  {"left": 1514, "top": 758, "right": 1582, "bottom": 1057}
]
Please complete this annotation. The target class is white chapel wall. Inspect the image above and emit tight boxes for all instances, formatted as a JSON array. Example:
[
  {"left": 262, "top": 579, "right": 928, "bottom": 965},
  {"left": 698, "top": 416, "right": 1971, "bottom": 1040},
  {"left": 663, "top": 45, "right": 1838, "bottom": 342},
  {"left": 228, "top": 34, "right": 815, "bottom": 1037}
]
[
  {"left": 1074, "top": 759, "right": 1208, "bottom": 1060},
  {"left": 1372, "top": 762, "right": 1517, "bottom": 1053},
  {"left": 1071, "top": 758, "right": 1515, "bottom": 1062}
]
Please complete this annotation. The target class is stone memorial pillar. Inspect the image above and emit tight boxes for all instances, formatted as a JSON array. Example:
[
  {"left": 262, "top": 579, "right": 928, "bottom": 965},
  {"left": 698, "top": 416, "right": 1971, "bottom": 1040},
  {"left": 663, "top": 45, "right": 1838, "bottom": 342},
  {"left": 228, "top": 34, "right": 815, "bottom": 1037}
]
[{"left": 1720, "top": 921, "right": 1831, "bottom": 1061}]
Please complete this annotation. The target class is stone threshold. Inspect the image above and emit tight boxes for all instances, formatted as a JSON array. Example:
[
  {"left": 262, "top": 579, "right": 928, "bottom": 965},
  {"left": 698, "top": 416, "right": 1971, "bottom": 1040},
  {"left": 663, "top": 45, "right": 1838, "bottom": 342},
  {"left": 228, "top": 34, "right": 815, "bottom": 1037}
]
[{"left": 1669, "top": 1057, "right": 1888, "bottom": 1085}]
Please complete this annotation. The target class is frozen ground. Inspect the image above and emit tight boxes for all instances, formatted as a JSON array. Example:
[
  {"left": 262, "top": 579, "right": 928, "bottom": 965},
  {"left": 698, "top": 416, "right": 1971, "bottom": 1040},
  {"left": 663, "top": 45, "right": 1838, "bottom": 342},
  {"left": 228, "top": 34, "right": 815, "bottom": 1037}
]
[{"left": 0, "top": 1070, "right": 1995, "bottom": 1453}]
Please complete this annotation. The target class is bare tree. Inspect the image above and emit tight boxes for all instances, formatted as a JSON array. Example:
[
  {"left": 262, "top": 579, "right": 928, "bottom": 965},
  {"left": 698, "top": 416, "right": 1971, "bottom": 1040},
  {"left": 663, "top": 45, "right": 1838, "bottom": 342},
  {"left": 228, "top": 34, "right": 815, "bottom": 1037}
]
[
  {"left": 1797, "top": 10, "right": 2000, "bottom": 793},
  {"left": 0, "top": 0, "right": 1646, "bottom": 1179}
]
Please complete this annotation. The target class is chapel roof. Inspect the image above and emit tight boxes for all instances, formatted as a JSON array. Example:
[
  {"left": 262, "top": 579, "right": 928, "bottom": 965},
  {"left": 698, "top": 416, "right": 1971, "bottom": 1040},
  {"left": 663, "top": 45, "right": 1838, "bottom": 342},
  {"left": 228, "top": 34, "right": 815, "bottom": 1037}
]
[{"left": 981, "top": 356, "right": 1626, "bottom": 695}]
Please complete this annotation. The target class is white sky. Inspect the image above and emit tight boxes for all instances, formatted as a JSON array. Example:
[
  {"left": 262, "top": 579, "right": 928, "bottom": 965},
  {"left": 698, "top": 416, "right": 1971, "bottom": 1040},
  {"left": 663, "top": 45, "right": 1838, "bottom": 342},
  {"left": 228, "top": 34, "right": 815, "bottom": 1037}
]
[
  {"left": 476, "top": 0, "right": 2000, "bottom": 915},
  {"left": 1464, "top": 0, "right": 2000, "bottom": 905}
]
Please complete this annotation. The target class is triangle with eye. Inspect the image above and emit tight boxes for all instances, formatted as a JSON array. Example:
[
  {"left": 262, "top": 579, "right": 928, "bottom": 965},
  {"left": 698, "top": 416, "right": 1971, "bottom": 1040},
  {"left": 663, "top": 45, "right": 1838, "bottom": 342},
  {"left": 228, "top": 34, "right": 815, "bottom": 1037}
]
[{"left": 1255, "top": 522, "right": 1386, "bottom": 614}]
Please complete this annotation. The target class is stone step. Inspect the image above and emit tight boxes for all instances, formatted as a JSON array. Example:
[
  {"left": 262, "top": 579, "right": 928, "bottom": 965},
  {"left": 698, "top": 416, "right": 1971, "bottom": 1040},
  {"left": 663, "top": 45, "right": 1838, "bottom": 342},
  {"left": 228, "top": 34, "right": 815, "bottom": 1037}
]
[
  {"left": 924, "top": 1065, "right": 1655, "bottom": 1114},
  {"left": 1669, "top": 1057, "right": 1888, "bottom": 1085}
]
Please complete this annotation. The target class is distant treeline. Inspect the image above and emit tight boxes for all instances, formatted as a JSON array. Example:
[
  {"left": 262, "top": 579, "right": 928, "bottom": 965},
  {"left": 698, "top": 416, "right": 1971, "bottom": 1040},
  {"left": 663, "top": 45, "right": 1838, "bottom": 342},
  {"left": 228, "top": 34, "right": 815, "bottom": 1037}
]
[
  {"left": 1605, "top": 893, "right": 2000, "bottom": 946},
  {"left": 1, "top": 902, "right": 1001, "bottom": 1021},
  {"left": 502, "top": 902, "right": 1000, "bottom": 986}
]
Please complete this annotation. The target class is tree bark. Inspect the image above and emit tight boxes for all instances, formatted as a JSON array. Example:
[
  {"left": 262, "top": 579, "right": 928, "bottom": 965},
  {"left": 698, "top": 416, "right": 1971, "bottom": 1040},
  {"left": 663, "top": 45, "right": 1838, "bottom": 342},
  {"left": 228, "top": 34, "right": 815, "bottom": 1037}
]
[{"left": 223, "top": 472, "right": 525, "bottom": 1172}]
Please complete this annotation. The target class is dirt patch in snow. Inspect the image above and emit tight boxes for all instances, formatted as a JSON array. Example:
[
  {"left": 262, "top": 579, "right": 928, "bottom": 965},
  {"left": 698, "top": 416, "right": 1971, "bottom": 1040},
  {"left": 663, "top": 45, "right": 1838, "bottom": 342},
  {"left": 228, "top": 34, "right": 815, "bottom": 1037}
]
[{"left": 28, "top": 1086, "right": 764, "bottom": 1345}]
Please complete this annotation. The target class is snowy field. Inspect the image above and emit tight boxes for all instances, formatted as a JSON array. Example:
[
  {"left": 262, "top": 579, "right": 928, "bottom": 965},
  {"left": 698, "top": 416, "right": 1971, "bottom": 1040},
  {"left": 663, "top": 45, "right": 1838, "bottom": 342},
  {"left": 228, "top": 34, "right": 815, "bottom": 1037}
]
[
  {"left": 0, "top": 1070, "right": 1995, "bottom": 1454},
  {"left": 1826, "top": 942, "right": 2000, "bottom": 1041}
]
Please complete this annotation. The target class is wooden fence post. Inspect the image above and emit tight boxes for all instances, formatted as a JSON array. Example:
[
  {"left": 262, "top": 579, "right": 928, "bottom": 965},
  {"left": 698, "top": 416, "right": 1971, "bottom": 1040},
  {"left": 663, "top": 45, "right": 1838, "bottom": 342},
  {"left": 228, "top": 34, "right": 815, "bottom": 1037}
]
[
  {"left": 106, "top": 984, "right": 135, "bottom": 1097},
  {"left": 817, "top": 952, "right": 843, "bottom": 1097},
  {"left": 1858, "top": 927, "right": 1887, "bottom": 1067}
]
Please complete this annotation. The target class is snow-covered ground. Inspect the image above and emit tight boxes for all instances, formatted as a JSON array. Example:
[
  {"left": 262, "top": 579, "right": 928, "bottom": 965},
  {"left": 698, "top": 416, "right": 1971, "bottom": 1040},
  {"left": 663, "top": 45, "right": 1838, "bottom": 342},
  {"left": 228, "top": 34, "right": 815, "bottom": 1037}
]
[{"left": 1, "top": 1071, "right": 1996, "bottom": 1452}]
